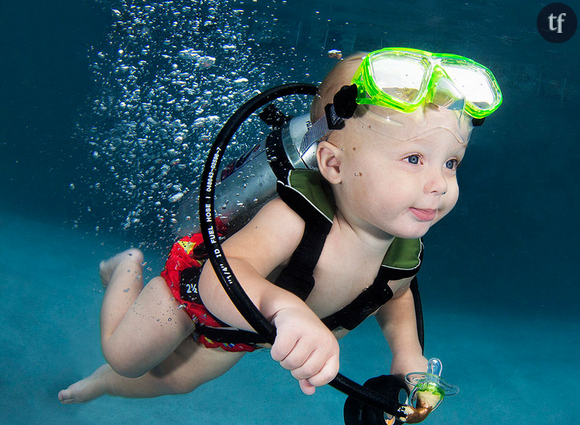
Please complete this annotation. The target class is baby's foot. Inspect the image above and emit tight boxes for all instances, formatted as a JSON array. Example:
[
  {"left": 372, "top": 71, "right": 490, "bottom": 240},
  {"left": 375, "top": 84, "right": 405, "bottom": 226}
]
[
  {"left": 99, "top": 248, "right": 144, "bottom": 288},
  {"left": 58, "top": 364, "right": 110, "bottom": 404}
]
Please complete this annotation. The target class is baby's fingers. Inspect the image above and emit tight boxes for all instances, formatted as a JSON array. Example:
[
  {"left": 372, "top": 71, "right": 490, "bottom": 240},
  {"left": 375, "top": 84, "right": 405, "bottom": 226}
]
[
  {"left": 270, "top": 329, "right": 300, "bottom": 363},
  {"left": 299, "top": 379, "right": 316, "bottom": 395},
  {"left": 295, "top": 354, "right": 340, "bottom": 395},
  {"left": 292, "top": 352, "right": 340, "bottom": 387}
]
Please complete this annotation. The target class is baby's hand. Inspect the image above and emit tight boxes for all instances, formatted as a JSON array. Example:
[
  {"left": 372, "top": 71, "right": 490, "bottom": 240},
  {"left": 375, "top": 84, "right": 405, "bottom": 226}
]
[{"left": 270, "top": 306, "right": 340, "bottom": 395}]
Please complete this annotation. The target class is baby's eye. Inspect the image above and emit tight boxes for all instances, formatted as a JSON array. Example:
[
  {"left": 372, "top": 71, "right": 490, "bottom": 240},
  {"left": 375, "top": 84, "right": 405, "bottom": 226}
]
[
  {"left": 445, "top": 159, "right": 460, "bottom": 170},
  {"left": 405, "top": 154, "right": 422, "bottom": 165}
]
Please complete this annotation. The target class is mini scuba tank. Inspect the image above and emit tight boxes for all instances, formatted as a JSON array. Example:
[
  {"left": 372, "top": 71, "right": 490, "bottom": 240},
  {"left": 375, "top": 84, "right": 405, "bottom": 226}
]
[
  {"left": 209, "top": 111, "right": 316, "bottom": 234},
  {"left": 177, "top": 82, "right": 357, "bottom": 236},
  {"left": 176, "top": 83, "right": 320, "bottom": 236}
]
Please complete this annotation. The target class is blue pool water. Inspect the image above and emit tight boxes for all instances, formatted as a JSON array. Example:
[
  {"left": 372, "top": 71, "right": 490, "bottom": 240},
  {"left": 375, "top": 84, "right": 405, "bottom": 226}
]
[{"left": 1, "top": 0, "right": 579, "bottom": 423}]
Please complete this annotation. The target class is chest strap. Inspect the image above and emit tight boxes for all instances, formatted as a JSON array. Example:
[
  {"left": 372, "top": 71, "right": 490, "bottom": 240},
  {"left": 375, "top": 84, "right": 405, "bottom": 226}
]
[
  {"left": 321, "top": 247, "right": 423, "bottom": 331},
  {"left": 322, "top": 268, "right": 394, "bottom": 331}
]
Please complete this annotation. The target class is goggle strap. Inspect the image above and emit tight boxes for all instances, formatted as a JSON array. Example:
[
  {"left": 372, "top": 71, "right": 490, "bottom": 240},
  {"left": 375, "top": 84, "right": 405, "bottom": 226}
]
[
  {"left": 325, "top": 103, "right": 346, "bottom": 130},
  {"left": 299, "top": 108, "right": 335, "bottom": 153},
  {"left": 299, "top": 84, "right": 358, "bottom": 153}
]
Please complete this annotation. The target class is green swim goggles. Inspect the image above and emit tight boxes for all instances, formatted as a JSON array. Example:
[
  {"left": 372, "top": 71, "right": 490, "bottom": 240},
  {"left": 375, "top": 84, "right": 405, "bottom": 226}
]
[{"left": 352, "top": 48, "right": 503, "bottom": 119}]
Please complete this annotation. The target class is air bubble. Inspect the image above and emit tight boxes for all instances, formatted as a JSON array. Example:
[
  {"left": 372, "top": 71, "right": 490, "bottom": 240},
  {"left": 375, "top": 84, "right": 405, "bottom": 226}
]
[
  {"left": 169, "top": 192, "right": 184, "bottom": 203},
  {"left": 76, "top": 0, "right": 311, "bottom": 237},
  {"left": 198, "top": 56, "right": 216, "bottom": 68},
  {"left": 233, "top": 77, "right": 249, "bottom": 86},
  {"left": 178, "top": 48, "right": 200, "bottom": 61}
]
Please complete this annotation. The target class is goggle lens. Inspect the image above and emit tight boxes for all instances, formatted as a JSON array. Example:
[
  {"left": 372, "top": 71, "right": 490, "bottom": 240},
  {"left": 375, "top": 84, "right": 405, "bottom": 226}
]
[
  {"left": 441, "top": 63, "right": 498, "bottom": 109},
  {"left": 370, "top": 54, "right": 427, "bottom": 104}
]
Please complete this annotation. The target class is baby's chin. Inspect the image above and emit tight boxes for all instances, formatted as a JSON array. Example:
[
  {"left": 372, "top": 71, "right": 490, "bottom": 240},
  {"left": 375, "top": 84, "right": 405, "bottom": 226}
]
[
  {"left": 386, "top": 224, "right": 432, "bottom": 241},
  {"left": 397, "top": 211, "right": 450, "bottom": 239}
]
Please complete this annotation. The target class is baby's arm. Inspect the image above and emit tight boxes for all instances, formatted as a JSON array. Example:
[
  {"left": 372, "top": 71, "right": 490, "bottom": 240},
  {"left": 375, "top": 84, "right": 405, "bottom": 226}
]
[
  {"left": 375, "top": 277, "right": 428, "bottom": 381},
  {"left": 198, "top": 197, "right": 339, "bottom": 394}
]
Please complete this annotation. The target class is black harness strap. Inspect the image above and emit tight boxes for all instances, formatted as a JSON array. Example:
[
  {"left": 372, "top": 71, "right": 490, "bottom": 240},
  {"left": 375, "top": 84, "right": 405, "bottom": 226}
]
[
  {"left": 194, "top": 323, "right": 269, "bottom": 345},
  {"left": 191, "top": 267, "right": 424, "bottom": 346},
  {"left": 274, "top": 180, "right": 333, "bottom": 300},
  {"left": 410, "top": 276, "right": 424, "bottom": 353},
  {"left": 322, "top": 268, "right": 394, "bottom": 331},
  {"left": 321, "top": 262, "right": 424, "bottom": 332},
  {"left": 273, "top": 220, "right": 328, "bottom": 300}
]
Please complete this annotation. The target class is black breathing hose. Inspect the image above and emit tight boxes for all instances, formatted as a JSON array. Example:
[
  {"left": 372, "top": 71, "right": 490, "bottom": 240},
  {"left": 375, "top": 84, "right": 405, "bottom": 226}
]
[{"left": 198, "top": 83, "right": 410, "bottom": 421}]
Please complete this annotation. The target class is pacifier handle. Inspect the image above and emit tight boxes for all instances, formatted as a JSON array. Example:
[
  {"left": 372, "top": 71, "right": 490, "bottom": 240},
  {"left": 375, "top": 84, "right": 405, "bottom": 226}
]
[{"left": 427, "top": 358, "right": 442, "bottom": 376}]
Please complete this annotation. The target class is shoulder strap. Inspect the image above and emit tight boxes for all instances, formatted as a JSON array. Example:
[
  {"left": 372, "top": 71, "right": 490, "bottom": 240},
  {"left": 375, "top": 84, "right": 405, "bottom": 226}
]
[{"left": 274, "top": 170, "right": 333, "bottom": 300}]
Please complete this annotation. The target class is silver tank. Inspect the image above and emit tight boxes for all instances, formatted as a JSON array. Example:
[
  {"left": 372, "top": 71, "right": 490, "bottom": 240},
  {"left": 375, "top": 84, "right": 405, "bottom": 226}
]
[{"left": 176, "top": 113, "right": 316, "bottom": 236}]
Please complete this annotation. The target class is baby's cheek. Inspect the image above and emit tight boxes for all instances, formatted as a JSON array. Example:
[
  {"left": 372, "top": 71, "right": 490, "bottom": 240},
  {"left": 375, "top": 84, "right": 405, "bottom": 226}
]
[
  {"left": 444, "top": 190, "right": 460, "bottom": 213},
  {"left": 435, "top": 190, "right": 459, "bottom": 224}
]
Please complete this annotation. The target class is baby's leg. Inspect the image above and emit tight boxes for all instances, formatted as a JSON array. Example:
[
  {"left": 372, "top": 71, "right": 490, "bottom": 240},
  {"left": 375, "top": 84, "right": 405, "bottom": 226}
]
[
  {"left": 98, "top": 249, "right": 195, "bottom": 377},
  {"left": 101, "top": 273, "right": 196, "bottom": 378},
  {"left": 99, "top": 248, "right": 145, "bottom": 341},
  {"left": 59, "top": 336, "right": 245, "bottom": 403}
]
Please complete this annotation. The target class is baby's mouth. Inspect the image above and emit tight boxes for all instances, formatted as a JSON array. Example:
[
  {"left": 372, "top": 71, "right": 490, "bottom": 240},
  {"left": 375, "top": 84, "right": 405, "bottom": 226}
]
[{"left": 409, "top": 208, "right": 436, "bottom": 221}]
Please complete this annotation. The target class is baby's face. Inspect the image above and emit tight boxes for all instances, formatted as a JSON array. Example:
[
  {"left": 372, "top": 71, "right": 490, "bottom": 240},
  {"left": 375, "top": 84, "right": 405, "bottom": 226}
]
[{"left": 331, "top": 107, "right": 468, "bottom": 240}]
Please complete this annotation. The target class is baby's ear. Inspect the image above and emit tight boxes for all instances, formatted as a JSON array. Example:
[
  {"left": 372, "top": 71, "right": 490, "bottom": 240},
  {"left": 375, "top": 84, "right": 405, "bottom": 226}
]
[{"left": 317, "top": 141, "right": 342, "bottom": 184}]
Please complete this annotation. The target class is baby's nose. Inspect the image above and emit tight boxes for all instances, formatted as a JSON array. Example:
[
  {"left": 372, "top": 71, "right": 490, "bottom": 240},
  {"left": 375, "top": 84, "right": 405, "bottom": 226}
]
[{"left": 425, "top": 168, "right": 448, "bottom": 195}]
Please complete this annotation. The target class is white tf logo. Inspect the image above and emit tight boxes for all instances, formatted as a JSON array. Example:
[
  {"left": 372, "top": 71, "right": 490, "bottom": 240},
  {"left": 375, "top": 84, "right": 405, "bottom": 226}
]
[
  {"left": 548, "top": 12, "right": 567, "bottom": 33},
  {"left": 537, "top": 3, "right": 577, "bottom": 43}
]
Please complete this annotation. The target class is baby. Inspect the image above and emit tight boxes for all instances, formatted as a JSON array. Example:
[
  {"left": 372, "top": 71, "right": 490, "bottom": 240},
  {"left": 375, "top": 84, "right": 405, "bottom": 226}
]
[{"left": 59, "top": 48, "right": 501, "bottom": 419}]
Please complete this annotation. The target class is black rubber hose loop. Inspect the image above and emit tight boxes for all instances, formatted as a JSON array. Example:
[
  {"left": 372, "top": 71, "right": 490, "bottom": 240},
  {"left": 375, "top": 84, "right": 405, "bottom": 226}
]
[{"left": 198, "top": 83, "right": 409, "bottom": 421}]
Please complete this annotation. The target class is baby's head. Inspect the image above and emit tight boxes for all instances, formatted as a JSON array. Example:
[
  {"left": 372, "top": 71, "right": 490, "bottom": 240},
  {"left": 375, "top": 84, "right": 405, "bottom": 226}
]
[{"left": 308, "top": 48, "right": 502, "bottom": 238}]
